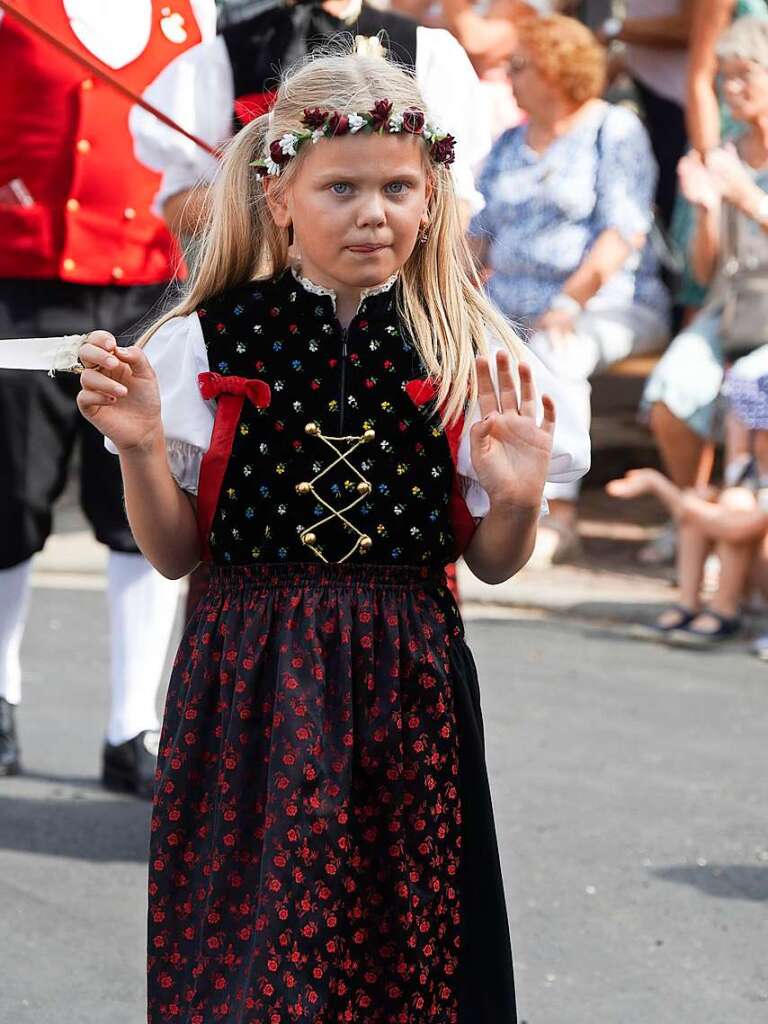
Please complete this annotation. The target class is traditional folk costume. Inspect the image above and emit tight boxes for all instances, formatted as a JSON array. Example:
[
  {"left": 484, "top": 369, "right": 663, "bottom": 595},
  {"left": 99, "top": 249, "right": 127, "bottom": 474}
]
[
  {"left": 130, "top": 266, "right": 590, "bottom": 1023},
  {"left": 0, "top": 0, "right": 213, "bottom": 787}
]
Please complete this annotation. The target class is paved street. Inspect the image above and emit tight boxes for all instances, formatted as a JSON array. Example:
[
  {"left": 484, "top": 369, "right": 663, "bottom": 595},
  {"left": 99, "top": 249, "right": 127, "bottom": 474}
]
[{"left": 1, "top": 580, "right": 767, "bottom": 1024}]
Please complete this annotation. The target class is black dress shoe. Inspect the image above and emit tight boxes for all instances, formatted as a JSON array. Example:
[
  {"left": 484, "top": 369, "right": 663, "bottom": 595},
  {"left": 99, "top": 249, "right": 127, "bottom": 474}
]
[
  {"left": 102, "top": 729, "right": 160, "bottom": 800},
  {"left": 0, "top": 697, "right": 20, "bottom": 776}
]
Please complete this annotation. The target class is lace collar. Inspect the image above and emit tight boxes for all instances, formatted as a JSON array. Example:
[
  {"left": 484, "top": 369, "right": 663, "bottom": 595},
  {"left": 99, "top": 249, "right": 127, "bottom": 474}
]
[{"left": 290, "top": 265, "right": 398, "bottom": 315}]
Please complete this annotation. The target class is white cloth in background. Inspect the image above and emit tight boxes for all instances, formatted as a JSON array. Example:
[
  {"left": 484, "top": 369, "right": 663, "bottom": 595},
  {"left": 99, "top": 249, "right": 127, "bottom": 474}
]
[
  {"left": 528, "top": 302, "right": 669, "bottom": 502},
  {"left": 130, "top": 26, "right": 492, "bottom": 214},
  {"left": 106, "top": 552, "right": 181, "bottom": 745},
  {"left": 112, "top": 305, "right": 591, "bottom": 516},
  {"left": 0, "top": 559, "right": 33, "bottom": 706},
  {"left": 624, "top": 0, "right": 688, "bottom": 106}
]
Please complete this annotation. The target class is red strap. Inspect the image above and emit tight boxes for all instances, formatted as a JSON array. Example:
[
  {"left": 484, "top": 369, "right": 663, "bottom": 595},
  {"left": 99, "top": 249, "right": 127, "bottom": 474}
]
[
  {"left": 196, "top": 375, "right": 271, "bottom": 559},
  {"left": 405, "top": 378, "right": 477, "bottom": 558}
]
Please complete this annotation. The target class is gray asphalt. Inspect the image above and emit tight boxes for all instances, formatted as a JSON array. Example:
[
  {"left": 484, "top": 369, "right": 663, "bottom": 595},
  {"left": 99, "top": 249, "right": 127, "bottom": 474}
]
[{"left": 1, "top": 587, "right": 766, "bottom": 1024}]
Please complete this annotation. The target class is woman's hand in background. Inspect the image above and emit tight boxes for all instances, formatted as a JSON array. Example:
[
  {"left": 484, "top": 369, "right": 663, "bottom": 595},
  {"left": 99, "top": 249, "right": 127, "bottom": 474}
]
[
  {"left": 706, "top": 144, "right": 760, "bottom": 212},
  {"left": 534, "top": 307, "right": 578, "bottom": 347},
  {"left": 678, "top": 151, "right": 720, "bottom": 211},
  {"left": 470, "top": 349, "right": 555, "bottom": 513},
  {"left": 76, "top": 332, "right": 164, "bottom": 454}
]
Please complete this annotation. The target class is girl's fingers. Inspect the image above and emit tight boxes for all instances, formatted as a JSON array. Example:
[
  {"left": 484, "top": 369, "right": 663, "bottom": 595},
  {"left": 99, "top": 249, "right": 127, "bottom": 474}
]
[
  {"left": 80, "top": 331, "right": 117, "bottom": 367},
  {"left": 541, "top": 393, "right": 556, "bottom": 433},
  {"left": 77, "top": 388, "right": 117, "bottom": 414},
  {"left": 80, "top": 367, "right": 128, "bottom": 399},
  {"left": 113, "top": 344, "right": 154, "bottom": 378},
  {"left": 495, "top": 349, "right": 519, "bottom": 415},
  {"left": 475, "top": 356, "right": 499, "bottom": 418},
  {"left": 78, "top": 341, "right": 122, "bottom": 373},
  {"left": 516, "top": 361, "right": 537, "bottom": 419}
]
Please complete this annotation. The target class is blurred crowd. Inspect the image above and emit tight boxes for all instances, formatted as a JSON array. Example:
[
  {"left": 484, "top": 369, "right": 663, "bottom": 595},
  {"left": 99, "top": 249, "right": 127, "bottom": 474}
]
[{"left": 1, "top": 0, "right": 768, "bottom": 795}]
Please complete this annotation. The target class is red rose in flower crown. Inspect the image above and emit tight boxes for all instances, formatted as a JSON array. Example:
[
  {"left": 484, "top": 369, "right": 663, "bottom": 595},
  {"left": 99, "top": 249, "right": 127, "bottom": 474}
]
[
  {"left": 269, "top": 140, "right": 291, "bottom": 165},
  {"left": 302, "top": 107, "right": 327, "bottom": 130},
  {"left": 402, "top": 108, "right": 426, "bottom": 134},
  {"left": 369, "top": 99, "right": 393, "bottom": 130},
  {"left": 430, "top": 135, "right": 456, "bottom": 167},
  {"left": 326, "top": 113, "right": 350, "bottom": 136}
]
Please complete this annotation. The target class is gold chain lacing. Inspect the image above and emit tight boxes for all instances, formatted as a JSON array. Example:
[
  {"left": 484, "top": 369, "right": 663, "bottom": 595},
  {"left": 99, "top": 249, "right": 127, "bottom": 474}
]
[{"left": 296, "top": 421, "right": 375, "bottom": 563}]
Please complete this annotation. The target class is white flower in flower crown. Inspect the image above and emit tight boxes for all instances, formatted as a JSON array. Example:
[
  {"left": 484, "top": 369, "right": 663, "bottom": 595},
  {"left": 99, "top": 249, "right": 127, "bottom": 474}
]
[
  {"left": 348, "top": 113, "right": 367, "bottom": 134},
  {"left": 279, "top": 132, "right": 300, "bottom": 157},
  {"left": 311, "top": 127, "right": 325, "bottom": 144},
  {"left": 388, "top": 113, "right": 404, "bottom": 133},
  {"left": 265, "top": 156, "right": 282, "bottom": 176}
]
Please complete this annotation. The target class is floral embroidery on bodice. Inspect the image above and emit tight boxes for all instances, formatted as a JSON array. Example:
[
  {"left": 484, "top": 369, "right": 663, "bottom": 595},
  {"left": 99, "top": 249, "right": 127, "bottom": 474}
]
[{"left": 196, "top": 270, "right": 468, "bottom": 567}]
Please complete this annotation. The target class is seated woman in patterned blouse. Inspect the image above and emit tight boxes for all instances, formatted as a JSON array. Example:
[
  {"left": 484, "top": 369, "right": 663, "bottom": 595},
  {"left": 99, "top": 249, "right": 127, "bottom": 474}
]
[{"left": 469, "top": 12, "right": 671, "bottom": 563}]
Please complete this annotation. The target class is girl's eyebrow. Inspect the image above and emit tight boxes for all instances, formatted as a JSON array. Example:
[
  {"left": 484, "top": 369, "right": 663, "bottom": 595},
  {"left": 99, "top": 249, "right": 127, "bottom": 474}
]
[{"left": 311, "top": 167, "right": 423, "bottom": 182}]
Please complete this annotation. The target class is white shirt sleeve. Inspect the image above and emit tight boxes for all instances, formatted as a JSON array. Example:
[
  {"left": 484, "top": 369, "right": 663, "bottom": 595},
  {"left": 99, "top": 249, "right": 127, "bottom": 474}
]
[
  {"left": 415, "top": 27, "right": 492, "bottom": 215},
  {"left": 130, "top": 34, "right": 234, "bottom": 216},
  {"left": 105, "top": 314, "right": 214, "bottom": 494},
  {"left": 457, "top": 334, "right": 592, "bottom": 517}
]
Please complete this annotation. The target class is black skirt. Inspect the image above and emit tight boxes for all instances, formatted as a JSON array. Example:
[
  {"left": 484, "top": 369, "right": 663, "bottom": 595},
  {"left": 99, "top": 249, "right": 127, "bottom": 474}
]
[{"left": 147, "top": 563, "right": 516, "bottom": 1023}]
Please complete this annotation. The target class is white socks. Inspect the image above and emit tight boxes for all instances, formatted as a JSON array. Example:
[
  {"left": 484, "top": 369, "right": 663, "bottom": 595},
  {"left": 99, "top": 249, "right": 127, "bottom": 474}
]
[
  {"left": 106, "top": 552, "right": 181, "bottom": 746},
  {"left": 0, "top": 553, "right": 180, "bottom": 744},
  {"left": 0, "top": 559, "right": 33, "bottom": 706}
]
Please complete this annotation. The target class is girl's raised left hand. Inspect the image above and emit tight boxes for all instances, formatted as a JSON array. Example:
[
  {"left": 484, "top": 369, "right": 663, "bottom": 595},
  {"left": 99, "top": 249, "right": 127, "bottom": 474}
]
[{"left": 470, "top": 350, "right": 555, "bottom": 512}]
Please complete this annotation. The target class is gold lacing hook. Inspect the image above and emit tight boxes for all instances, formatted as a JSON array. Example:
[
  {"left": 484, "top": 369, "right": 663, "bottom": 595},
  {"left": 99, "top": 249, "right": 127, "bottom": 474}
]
[{"left": 296, "top": 422, "right": 376, "bottom": 563}]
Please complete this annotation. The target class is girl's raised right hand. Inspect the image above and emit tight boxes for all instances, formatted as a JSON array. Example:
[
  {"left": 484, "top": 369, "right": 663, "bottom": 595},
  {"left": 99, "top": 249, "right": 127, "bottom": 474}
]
[{"left": 76, "top": 331, "right": 163, "bottom": 453}]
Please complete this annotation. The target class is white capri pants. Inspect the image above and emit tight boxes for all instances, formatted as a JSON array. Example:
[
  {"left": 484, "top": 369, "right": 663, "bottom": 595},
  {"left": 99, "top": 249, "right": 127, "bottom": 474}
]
[{"left": 528, "top": 303, "right": 669, "bottom": 502}]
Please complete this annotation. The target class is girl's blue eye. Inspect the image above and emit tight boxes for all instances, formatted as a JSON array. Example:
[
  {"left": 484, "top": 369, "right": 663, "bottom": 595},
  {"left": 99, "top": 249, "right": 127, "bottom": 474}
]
[
  {"left": 330, "top": 183, "right": 352, "bottom": 195},
  {"left": 385, "top": 182, "right": 409, "bottom": 195}
]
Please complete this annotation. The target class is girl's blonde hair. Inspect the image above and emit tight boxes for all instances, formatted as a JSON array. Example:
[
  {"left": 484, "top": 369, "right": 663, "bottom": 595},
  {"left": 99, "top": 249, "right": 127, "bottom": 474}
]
[{"left": 141, "top": 49, "right": 526, "bottom": 423}]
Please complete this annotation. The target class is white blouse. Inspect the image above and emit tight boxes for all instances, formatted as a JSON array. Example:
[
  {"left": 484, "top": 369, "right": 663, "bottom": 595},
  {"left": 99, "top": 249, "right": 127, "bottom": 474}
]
[{"left": 115, "top": 309, "right": 591, "bottom": 518}]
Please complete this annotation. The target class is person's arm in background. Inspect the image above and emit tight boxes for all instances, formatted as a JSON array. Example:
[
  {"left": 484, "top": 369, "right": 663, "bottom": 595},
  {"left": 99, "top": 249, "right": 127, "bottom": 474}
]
[
  {"left": 130, "top": 31, "right": 234, "bottom": 238},
  {"left": 415, "top": 26, "right": 493, "bottom": 226},
  {"left": 440, "top": 0, "right": 525, "bottom": 75},
  {"left": 601, "top": 0, "right": 693, "bottom": 47},
  {"left": 687, "top": 0, "right": 736, "bottom": 153}
]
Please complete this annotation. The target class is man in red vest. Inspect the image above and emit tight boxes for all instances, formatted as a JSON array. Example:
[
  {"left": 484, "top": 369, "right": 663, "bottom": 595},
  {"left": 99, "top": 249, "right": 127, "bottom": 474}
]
[{"left": 0, "top": 0, "right": 213, "bottom": 796}]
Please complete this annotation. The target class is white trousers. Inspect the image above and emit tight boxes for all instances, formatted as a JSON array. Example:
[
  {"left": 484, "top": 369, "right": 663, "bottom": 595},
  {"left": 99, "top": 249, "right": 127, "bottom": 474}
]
[
  {"left": 0, "top": 552, "right": 180, "bottom": 745},
  {"left": 528, "top": 303, "right": 669, "bottom": 502}
]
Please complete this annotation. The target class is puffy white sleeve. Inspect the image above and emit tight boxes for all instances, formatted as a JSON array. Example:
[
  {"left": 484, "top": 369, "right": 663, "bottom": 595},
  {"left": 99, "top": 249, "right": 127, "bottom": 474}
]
[
  {"left": 457, "top": 335, "right": 592, "bottom": 518},
  {"left": 415, "top": 27, "right": 492, "bottom": 215},
  {"left": 130, "top": 35, "right": 234, "bottom": 216},
  {"left": 105, "top": 314, "right": 214, "bottom": 494}
]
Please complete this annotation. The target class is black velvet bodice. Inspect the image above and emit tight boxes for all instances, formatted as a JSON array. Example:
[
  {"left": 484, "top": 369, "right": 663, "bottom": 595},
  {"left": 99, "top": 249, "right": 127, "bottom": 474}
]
[{"left": 196, "top": 270, "right": 462, "bottom": 567}]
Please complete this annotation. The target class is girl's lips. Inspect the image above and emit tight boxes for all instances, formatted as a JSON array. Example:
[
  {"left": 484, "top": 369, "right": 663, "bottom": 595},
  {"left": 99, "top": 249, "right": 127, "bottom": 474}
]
[{"left": 347, "top": 244, "right": 387, "bottom": 253}]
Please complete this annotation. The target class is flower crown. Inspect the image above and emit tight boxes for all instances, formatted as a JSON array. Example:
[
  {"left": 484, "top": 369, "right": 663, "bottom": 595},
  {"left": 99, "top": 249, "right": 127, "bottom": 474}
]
[{"left": 251, "top": 99, "right": 456, "bottom": 177}]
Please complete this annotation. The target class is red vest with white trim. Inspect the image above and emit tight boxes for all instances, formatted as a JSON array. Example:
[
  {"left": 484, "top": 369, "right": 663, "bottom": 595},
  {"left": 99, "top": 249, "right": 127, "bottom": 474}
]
[{"left": 0, "top": 0, "right": 202, "bottom": 286}]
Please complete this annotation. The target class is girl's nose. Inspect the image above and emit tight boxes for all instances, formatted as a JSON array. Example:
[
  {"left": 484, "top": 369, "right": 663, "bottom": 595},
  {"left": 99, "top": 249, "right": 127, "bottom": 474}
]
[{"left": 356, "top": 193, "right": 386, "bottom": 227}]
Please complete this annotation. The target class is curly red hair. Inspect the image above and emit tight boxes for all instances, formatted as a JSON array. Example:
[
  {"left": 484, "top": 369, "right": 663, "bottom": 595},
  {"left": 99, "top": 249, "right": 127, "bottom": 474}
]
[{"left": 516, "top": 14, "right": 606, "bottom": 105}]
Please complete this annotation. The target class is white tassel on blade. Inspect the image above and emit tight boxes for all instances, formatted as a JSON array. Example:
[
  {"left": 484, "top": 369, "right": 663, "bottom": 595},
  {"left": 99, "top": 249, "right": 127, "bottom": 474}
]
[{"left": 0, "top": 334, "right": 86, "bottom": 376}]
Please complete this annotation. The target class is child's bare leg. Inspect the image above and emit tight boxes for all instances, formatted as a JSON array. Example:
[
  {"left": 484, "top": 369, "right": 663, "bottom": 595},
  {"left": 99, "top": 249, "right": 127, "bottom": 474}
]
[
  {"left": 648, "top": 403, "right": 705, "bottom": 487},
  {"left": 676, "top": 521, "right": 710, "bottom": 612},
  {"left": 753, "top": 429, "right": 768, "bottom": 480},
  {"left": 703, "top": 540, "right": 759, "bottom": 620},
  {"left": 606, "top": 468, "right": 685, "bottom": 518}
]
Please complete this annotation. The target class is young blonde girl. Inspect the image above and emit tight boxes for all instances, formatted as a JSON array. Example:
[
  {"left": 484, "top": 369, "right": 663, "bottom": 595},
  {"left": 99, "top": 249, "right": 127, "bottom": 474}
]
[{"left": 77, "top": 51, "right": 588, "bottom": 1024}]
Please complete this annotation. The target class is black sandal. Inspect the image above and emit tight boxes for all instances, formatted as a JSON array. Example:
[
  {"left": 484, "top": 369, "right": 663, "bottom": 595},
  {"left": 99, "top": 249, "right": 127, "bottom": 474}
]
[
  {"left": 667, "top": 610, "right": 742, "bottom": 648},
  {"left": 628, "top": 605, "right": 697, "bottom": 642}
]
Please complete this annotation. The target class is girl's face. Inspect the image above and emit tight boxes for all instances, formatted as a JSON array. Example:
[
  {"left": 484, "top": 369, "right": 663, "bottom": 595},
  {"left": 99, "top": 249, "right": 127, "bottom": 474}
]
[
  {"left": 266, "top": 131, "right": 431, "bottom": 294},
  {"left": 719, "top": 57, "right": 768, "bottom": 123}
]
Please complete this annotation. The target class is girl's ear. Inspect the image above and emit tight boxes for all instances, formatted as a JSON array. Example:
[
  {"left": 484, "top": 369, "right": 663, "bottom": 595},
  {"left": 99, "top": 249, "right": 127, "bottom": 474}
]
[{"left": 263, "top": 178, "right": 292, "bottom": 229}]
